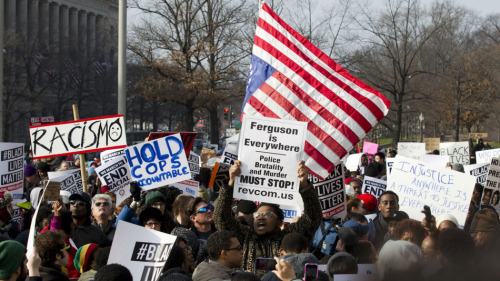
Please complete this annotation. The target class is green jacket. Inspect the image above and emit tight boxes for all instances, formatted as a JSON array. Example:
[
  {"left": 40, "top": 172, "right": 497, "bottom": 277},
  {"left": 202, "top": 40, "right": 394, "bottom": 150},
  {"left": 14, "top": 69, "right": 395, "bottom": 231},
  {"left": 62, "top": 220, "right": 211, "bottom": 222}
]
[{"left": 214, "top": 181, "right": 322, "bottom": 274}]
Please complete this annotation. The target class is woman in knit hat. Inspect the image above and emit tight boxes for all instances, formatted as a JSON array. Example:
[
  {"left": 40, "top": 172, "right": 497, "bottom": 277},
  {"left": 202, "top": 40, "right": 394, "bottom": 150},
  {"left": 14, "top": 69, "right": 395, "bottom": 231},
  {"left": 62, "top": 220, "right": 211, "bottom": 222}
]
[{"left": 74, "top": 243, "right": 101, "bottom": 281}]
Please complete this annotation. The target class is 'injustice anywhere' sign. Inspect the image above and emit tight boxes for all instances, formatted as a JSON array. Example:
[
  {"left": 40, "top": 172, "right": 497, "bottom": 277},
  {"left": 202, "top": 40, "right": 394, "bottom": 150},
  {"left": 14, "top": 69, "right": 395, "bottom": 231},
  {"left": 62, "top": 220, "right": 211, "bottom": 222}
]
[{"left": 234, "top": 116, "right": 307, "bottom": 205}]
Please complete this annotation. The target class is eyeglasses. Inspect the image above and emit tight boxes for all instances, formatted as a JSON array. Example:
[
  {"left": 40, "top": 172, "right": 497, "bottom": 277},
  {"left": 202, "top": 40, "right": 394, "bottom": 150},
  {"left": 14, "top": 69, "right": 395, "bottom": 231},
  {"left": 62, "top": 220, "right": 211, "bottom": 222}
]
[
  {"left": 70, "top": 200, "right": 86, "bottom": 206},
  {"left": 60, "top": 245, "right": 70, "bottom": 252},
  {"left": 195, "top": 205, "right": 211, "bottom": 214},
  {"left": 146, "top": 222, "right": 162, "bottom": 227},
  {"left": 253, "top": 211, "right": 277, "bottom": 219},
  {"left": 224, "top": 245, "right": 242, "bottom": 251},
  {"left": 95, "top": 201, "right": 110, "bottom": 207}
]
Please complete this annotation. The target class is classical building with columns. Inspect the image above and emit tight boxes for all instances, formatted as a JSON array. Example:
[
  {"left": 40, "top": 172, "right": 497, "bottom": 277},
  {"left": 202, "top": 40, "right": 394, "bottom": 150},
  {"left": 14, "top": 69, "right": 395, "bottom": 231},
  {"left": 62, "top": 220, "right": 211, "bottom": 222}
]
[{"left": 3, "top": 0, "right": 118, "bottom": 143}]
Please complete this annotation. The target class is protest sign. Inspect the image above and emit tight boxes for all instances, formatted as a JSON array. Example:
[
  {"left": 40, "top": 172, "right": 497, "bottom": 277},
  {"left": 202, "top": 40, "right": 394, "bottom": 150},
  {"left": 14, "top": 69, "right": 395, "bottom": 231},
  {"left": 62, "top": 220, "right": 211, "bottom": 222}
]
[
  {"left": 29, "top": 115, "right": 127, "bottom": 159},
  {"left": 48, "top": 169, "right": 83, "bottom": 194},
  {"left": 464, "top": 162, "right": 489, "bottom": 186},
  {"left": 95, "top": 157, "right": 132, "bottom": 205},
  {"left": 386, "top": 158, "right": 394, "bottom": 176},
  {"left": 476, "top": 148, "right": 500, "bottom": 164},
  {"left": 147, "top": 132, "right": 196, "bottom": 157},
  {"left": 108, "top": 221, "right": 177, "bottom": 281},
  {"left": 397, "top": 142, "right": 425, "bottom": 161},
  {"left": 30, "top": 116, "right": 54, "bottom": 126},
  {"left": 170, "top": 180, "right": 199, "bottom": 197},
  {"left": 440, "top": 142, "right": 470, "bottom": 165},
  {"left": 0, "top": 143, "right": 24, "bottom": 202},
  {"left": 422, "top": 154, "right": 450, "bottom": 168},
  {"left": 126, "top": 133, "right": 191, "bottom": 190},
  {"left": 278, "top": 200, "right": 304, "bottom": 223},
  {"left": 484, "top": 157, "right": 500, "bottom": 212},
  {"left": 234, "top": 116, "right": 307, "bottom": 205},
  {"left": 387, "top": 155, "right": 475, "bottom": 227},
  {"left": 424, "top": 138, "right": 440, "bottom": 152},
  {"left": 309, "top": 164, "right": 347, "bottom": 218},
  {"left": 188, "top": 151, "right": 200, "bottom": 178},
  {"left": 221, "top": 147, "right": 238, "bottom": 166},
  {"left": 362, "top": 142, "right": 378, "bottom": 155},
  {"left": 101, "top": 148, "right": 127, "bottom": 164},
  {"left": 44, "top": 181, "right": 61, "bottom": 201},
  {"left": 345, "top": 153, "right": 363, "bottom": 172},
  {"left": 469, "top": 133, "right": 488, "bottom": 139},
  {"left": 362, "top": 176, "right": 387, "bottom": 199},
  {"left": 208, "top": 162, "right": 230, "bottom": 189}
]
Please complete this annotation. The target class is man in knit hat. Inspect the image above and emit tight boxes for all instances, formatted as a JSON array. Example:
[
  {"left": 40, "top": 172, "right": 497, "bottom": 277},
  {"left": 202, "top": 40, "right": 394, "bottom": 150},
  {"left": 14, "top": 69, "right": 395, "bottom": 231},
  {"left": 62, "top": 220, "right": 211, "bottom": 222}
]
[
  {"left": 24, "top": 164, "right": 39, "bottom": 191},
  {"left": 0, "top": 240, "right": 28, "bottom": 281},
  {"left": 470, "top": 208, "right": 499, "bottom": 247}
]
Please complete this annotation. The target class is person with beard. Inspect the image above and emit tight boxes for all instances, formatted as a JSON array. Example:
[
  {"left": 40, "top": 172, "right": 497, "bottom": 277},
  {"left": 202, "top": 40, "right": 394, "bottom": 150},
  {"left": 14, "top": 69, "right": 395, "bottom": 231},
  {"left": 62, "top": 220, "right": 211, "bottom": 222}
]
[
  {"left": 69, "top": 193, "right": 109, "bottom": 248},
  {"left": 214, "top": 161, "right": 322, "bottom": 275},
  {"left": 0, "top": 240, "right": 30, "bottom": 281}
]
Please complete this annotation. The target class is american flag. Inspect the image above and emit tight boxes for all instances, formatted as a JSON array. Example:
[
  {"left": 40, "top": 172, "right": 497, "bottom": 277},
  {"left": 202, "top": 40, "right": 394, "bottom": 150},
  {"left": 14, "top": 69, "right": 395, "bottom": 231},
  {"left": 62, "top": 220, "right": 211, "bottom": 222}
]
[
  {"left": 91, "top": 60, "right": 106, "bottom": 75},
  {"left": 242, "top": 3, "right": 391, "bottom": 179},
  {"left": 64, "top": 57, "right": 82, "bottom": 85},
  {"left": 32, "top": 51, "right": 56, "bottom": 77}
]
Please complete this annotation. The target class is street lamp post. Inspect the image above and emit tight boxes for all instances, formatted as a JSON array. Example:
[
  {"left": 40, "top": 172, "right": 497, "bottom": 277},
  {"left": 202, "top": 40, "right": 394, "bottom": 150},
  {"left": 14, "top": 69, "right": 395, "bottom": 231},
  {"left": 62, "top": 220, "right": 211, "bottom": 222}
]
[{"left": 419, "top": 113, "right": 424, "bottom": 142}]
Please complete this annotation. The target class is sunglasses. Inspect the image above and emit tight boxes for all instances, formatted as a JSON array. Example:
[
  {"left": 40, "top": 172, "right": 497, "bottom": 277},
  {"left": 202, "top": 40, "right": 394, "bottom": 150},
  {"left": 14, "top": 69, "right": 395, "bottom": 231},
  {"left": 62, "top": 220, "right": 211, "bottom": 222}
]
[
  {"left": 70, "top": 200, "right": 86, "bottom": 206},
  {"left": 253, "top": 211, "right": 277, "bottom": 219},
  {"left": 95, "top": 201, "right": 110, "bottom": 207},
  {"left": 195, "top": 205, "right": 211, "bottom": 214},
  {"left": 60, "top": 245, "right": 70, "bottom": 252}
]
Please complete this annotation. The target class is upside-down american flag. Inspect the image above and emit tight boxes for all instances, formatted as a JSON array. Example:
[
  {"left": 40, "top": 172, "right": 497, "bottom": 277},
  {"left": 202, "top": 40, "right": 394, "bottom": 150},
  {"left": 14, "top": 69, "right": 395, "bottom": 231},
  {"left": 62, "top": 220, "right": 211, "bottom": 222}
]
[{"left": 242, "top": 3, "right": 391, "bottom": 179}]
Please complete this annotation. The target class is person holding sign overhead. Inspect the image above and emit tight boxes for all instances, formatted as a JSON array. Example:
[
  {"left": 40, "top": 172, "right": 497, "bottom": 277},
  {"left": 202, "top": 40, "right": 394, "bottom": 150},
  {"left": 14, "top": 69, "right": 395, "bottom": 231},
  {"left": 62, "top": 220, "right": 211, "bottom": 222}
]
[{"left": 214, "top": 160, "right": 322, "bottom": 275}]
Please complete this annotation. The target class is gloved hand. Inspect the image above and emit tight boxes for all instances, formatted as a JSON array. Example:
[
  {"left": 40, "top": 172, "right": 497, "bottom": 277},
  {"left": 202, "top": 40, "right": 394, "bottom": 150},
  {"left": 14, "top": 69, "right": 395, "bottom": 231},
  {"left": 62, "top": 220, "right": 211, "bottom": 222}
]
[{"left": 130, "top": 182, "right": 142, "bottom": 202}]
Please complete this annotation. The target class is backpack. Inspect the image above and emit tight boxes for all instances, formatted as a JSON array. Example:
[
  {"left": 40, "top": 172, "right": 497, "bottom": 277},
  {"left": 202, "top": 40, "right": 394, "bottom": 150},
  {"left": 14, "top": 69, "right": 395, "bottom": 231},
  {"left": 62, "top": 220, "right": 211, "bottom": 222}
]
[{"left": 311, "top": 216, "right": 342, "bottom": 256}]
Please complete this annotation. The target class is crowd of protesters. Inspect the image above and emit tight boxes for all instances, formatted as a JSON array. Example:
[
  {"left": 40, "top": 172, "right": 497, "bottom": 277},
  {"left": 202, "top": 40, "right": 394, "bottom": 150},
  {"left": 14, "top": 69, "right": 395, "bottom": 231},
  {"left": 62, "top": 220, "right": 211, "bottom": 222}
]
[{"left": 1, "top": 145, "right": 500, "bottom": 281}]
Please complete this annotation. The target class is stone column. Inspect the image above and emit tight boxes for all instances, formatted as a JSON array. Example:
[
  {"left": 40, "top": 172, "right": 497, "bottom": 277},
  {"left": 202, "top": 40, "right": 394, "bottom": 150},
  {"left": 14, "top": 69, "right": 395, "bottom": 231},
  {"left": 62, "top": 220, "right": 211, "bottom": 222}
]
[
  {"left": 16, "top": 0, "right": 28, "bottom": 40},
  {"left": 49, "top": 2, "right": 59, "bottom": 54},
  {"left": 59, "top": 5, "right": 69, "bottom": 56},
  {"left": 28, "top": 0, "right": 38, "bottom": 42},
  {"left": 5, "top": 0, "right": 16, "bottom": 32},
  {"left": 87, "top": 13, "right": 96, "bottom": 59},
  {"left": 69, "top": 7, "right": 78, "bottom": 55},
  {"left": 78, "top": 10, "right": 87, "bottom": 59},
  {"left": 38, "top": 0, "right": 49, "bottom": 49},
  {"left": 95, "top": 15, "right": 105, "bottom": 60}
]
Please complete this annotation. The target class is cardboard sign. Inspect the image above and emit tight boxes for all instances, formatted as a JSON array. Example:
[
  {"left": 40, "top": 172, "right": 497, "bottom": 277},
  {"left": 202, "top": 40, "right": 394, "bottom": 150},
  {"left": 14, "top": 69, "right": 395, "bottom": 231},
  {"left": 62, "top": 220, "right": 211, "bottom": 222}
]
[
  {"left": 464, "top": 163, "right": 489, "bottom": 186},
  {"left": 424, "top": 138, "right": 440, "bottom": 152},
  {"left": 221, "top": 147, "right": 238, "bottom": 166},
  {"left": 44, "top": 181, "right": 61, "bottom": 201},
  {"left": 147, "top": 132, "right": 196, "bottom": 157},
  {"left": 126, "top": 134, "right": 191, "bottom": 190},
  {"left": 422, "top": 154, "right": 450, "bottom": 168},
  {"left": 48, "top": 169, "right": 83, "bottom": 194},
  {"left": 170, "top": 180, "right": 199, "bottom": 197},
  {"left": 188, "top": 151, "right": 200, "bottom": 179},
  {"left": 309, "top": 164, "right": 347, "bottom": 218},
  {"left": 362, "top": 141, "right": 378, "bottom": 155},
  {"left": 483, "top": 157, "right": 500, "bottom": 211},
  {"left": 439, "top": 142, "right": 470, "bottom": 165},
  {"left": 101, "top": 148, "right": 127, "bottom": 164},
  {"left": 476, "top": 148, "right": 500, "bottom": 164},
  {"left": 397, "top": 142, "right": 425, "bottom": 161},
  {"left": 345, "top": 153, "right": 363, "bottom": 172},
  {"left": 362, "top": 176, "right": 387, "bottom": 199},
  {"left": 469, "top": 133, "right": 488, "bottom": 139},
  {"left": 29, "top": 115, "right": 127, "bottom": 159},
  {"left": 0, "top": 143, "right": 24, "bottom": 202},
  {"left": 108, "top": 221, "right": 177, "bottom": 281},
  {"left": 387, "top": 155, "right": 475, "bottom": 227},
  {"left": 234, "top": 116, "right": 307, "bottom": 205},
  {"left": 95, "top": 157, "right": 132, "bottom": 205}
]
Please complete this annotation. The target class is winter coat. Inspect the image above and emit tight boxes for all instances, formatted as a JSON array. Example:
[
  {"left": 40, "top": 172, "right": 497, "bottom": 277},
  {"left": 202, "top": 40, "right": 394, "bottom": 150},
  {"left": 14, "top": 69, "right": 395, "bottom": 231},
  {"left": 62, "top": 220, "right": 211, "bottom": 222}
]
[{"left": 192, "top": 260, "right": 234, "bottom": 281}]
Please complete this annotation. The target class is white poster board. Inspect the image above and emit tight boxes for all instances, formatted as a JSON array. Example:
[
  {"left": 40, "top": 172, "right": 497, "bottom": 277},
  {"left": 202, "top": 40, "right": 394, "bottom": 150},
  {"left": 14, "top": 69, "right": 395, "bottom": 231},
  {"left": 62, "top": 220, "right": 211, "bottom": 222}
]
[
  {"left": 345, "top": 153, "right": 363, "bottom": 172},
  {"left": 279, "top": 200, "right": 304, "bottom": 223},
  {"left": 476, "top": 148, "right": 500, "bottom": 164},
  {"left": 386, "top": 158, "right": 395, "bottom": 176},
  {"left": 188, "top": 151, "right": 200, "bottom": 179},
  {"left": 30, "top": 115, "right": 127, "bottom": 159},
  {"left": 421, "top": 154, "right": 450, "bottom": 168},
  {"left": 95, "top": 157, "right": 132, "bottom": 205},
  {"left": 48, "top": 169, "right": 83, "bottom": 194},
  {"left": 108, "top": 221, "right": 177, "bottom": 281},
  {"left": 440, "top": 142, "right": 470, "bottom": 165},
  {"left": 101, "top": 148, "right": 127, "bottom": 164},
  {"left": 464, "top": 162, "right": 489, "bottom": 186},
  {"left": 170, "top": 180, "right": 199, "bottom": 197},
  {"left": 125, "top": 134, "right": 191, "bottom": 190},
  {"left": 362, "top": 176, "right": 387, "bottom": 199},
  {"left": 234, "top": 116, "right": 307, "bottom": 205},
  {"left": 309, "top": 164, "right": 347, "bottom": 218},
  {"left": 397, "top": 142, "right": 425, "bottom": 161},
  {"left": 387, "top": 155, "right": 475, "bottom": 227},
  {"left": 484, "top": 157, "right": 500, "bottom": 212}
]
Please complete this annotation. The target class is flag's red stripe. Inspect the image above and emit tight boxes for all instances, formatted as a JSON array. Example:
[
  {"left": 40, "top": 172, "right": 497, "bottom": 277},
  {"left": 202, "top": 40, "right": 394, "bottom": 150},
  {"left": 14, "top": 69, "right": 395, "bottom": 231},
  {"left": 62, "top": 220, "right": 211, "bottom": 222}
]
[
  {"left": 304, "top": 142, "right": 335, "bottom": 172},
  {"left": 247, "top": 96, "right": 280, "bottom": 119},
  {"left": 258, "top": 81, "right": 348, "bottom": 158},
  {"left": 275, "top": 72, "right": 360, "bottom": 144},
  {"left": 257, "top": 19, "right": 385, "bottom": 121},
  {"left": 254, "top": 36, "right": 373, "bottom": 133},
  {"left": 261, "top": 3, "right": 391, "bottom": 109}
]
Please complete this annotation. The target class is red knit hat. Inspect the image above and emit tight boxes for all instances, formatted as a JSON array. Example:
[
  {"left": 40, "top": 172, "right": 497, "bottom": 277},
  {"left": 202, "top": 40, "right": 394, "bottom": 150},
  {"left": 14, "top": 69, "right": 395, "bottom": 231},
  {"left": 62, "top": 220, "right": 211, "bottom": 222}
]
[{"left": 357, "top": 193, "right": 377, "bottom": 213}]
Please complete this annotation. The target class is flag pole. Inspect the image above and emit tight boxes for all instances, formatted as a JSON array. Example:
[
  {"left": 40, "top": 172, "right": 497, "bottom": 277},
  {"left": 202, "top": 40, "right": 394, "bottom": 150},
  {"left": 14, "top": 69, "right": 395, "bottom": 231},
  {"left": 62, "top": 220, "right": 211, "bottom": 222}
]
[{"left": 72, "top": 104, "right": 88, "bottom": 193}]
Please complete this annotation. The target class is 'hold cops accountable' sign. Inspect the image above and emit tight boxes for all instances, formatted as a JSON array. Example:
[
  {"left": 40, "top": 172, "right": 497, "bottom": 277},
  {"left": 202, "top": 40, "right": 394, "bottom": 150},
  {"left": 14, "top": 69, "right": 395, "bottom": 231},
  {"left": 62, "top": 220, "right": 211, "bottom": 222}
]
[
  {"left": 125, "top": 133, "right": 191, "bottom": 190},
  {"left": 29, "top": 115, "right": 127, "bottom": 159},
  {"left": 234, "top": 116, "right": 307, "bottom": 205}
]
